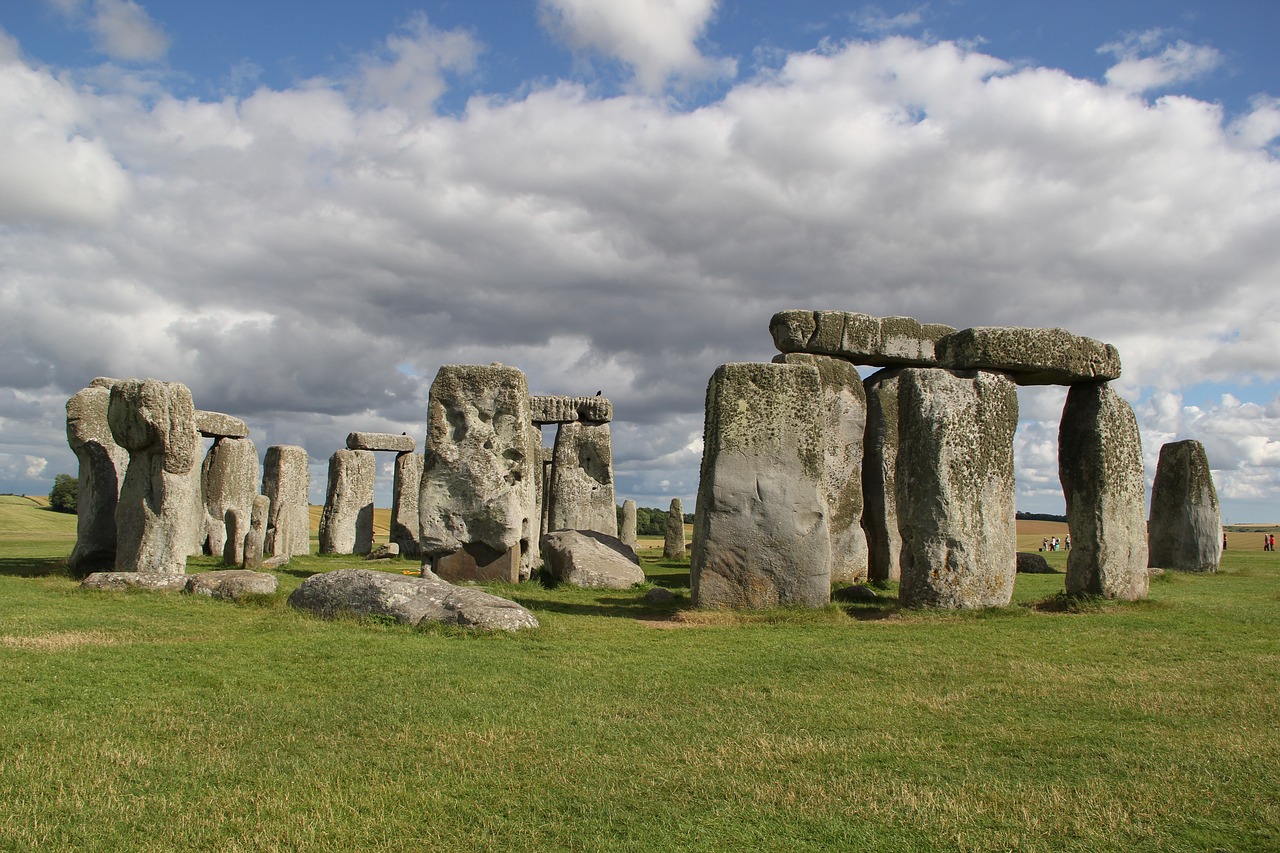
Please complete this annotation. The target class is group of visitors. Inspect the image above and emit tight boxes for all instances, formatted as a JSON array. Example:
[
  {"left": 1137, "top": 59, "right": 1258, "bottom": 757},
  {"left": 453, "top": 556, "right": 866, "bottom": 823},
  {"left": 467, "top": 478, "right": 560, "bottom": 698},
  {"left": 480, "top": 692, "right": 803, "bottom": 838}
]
[
  {"left": 1265, "top": 533, "right": 1277, "bottom": 551},
  {"left": 1040, "top": 535, "right": 1070, "bottom": 552}
]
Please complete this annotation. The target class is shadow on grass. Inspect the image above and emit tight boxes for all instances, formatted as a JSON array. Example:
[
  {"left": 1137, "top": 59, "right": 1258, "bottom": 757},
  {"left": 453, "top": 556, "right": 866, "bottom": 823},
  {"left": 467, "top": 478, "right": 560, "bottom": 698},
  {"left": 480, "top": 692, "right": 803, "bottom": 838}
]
[{"left": 0, "top": 556, "right": 70, "bottom": 578}]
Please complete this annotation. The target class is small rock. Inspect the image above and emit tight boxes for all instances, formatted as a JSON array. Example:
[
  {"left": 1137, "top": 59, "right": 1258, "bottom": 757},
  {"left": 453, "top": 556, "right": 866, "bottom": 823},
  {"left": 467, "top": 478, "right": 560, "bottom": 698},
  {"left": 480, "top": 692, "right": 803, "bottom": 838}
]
[
  {"left": 833, "top": 585, "right": 879, "bottom": 602},
  {"left": 644, "top": 587, "right": 677, "bottom": 604},
  {"left": 1015, "top": 552, "right": 1057, "bottom": 574},
  {"left": 186, "top": 570, "right": 279, "bottom": 601},
  {"left": 367, "top": 543, "right": 401, "bottom": 560},
  {"left": 81, "top": 572, "right": 188, "bottom": 592}
]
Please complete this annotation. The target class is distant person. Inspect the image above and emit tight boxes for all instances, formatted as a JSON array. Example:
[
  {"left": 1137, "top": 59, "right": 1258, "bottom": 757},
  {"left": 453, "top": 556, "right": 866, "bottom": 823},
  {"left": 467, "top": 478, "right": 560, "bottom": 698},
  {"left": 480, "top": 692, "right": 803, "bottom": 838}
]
[
  {"left": 1041, "top": 537, "right": 1048, "bottom": 552},
  {"left": 1265, "top": 535, "right": 1272, "bottom": 552},
  {"left": 1065, "top": 534, "right": 1071, "bottom": 550},
  {"left": 1222, "top": 533, "right": 1227, "bottom": 551}
]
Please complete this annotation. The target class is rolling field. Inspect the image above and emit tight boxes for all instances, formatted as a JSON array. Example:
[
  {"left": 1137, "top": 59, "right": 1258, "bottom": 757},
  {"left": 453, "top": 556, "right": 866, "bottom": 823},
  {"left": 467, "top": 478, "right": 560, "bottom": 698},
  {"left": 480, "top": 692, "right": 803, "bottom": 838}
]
[{"left": 2, "top": 497, "right": 1279, "bottom": 850}]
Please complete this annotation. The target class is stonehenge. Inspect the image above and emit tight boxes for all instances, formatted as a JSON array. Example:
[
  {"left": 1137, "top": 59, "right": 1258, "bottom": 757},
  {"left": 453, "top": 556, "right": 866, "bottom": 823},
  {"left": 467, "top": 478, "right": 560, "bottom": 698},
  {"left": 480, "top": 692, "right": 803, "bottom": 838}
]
[
  {"left": 65, "top": 379, "right": 128, "bottom": 575},
  {"left": 547, "top": 420, "right": 617, "bottom": 537},
  {"left": 390, "top": 451, "right": 424, "bottom": 558},
  {"left": 663, "top": 497, "right": 685, "bottom": 560},
  {"left": 262, "top": 445, "right": 310, "bottom": 559},
  {"left": 319, "top": 449, "right": 375, "bottom": 556},
  {"left": 201, "top": 432, "right": 259, "bottom": 558},
  {"left": 620, "top": 499, "right": 637, "bottom": 549},
  {"left": 1148, "top": 439, "right": 1222, "bottom": 572}
]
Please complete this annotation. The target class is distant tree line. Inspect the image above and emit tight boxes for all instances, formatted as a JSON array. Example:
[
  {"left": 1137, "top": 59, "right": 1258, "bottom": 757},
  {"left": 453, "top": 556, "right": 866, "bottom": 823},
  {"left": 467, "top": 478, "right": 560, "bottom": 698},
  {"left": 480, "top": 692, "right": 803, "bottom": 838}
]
[
  {"left": 1015, "top": 511, "right": 1067, "bottom": 523},
  {"left": 49, "top": 473, "right": 77, "bottom": 513},
  {"left": 616, "top": 505, "right": 694, "bottom": 536}
]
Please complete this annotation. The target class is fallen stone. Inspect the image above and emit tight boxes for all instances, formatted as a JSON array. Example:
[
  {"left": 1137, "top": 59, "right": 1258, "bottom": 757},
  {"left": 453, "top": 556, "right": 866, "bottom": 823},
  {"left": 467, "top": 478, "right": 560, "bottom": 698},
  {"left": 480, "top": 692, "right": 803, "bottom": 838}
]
[
  {"left": 287, "top": 568, "right": 539, "bottom": 631},
  {"left": 832, "top": 584, "right": 879, "bottom": 602},
  {"left": 195, "top": 410, "right": 249, "bottom": 439},
  {"left": 389, "top": 451, "right": 424, "bottom": 558},
  {"left": 690, "top": 362, "right": 831, "bottom": 609},
  {"left": 262, "top": 445, "right": 310, "bottom": 559},
  {"left": 367, "top": 543, "right": 401, "bottom": 560},
  {"left": 644, "top": 587, "right": 677, "bottom": 604},
  {"left": 934, "top": 326, "right": 1121, "bottom": 385},
  {"left": 1015, "top": 552, "right": 1056, "bottom": 574},
  {"left": 202, "top": 436, "right": 259, "bottom": 558},
  {"left": 541, "top": 529, "right": 645, "bottom": 589},
  {"left": 81, "top": 571, "right": 188, "bottom": 592},
  {"left": 319, "top": 449, "right": 375, "bottom": 555},
  {"left": 1059, "top": 382, "right": 1148, "bottom": 598},
  {"left": 547, "top": 420, "right": 617, "bottom": 537},
  {"left": 186, "top": 569, "right": 278, "bottom": 601},
  {"left": 262, "top": 555, "right": 290, "bottom": 570},
  {"left": 346, "top": 431, "right": 416, "bottom": 453},
  {"left": 862, "top": 368, "right": 903, "bottom": 583},
  {"left": 770, "top": 310, "right": 954, "bottom": 367},
  {"left": 529, "top": 395, "right": 613, "bottom": 424},
  {"left": 1148, "top": 439, "right": 1221, "bottom": 572},
  {"left": 66, "top": 382, "right": 129, "bottom": 575},
  {"left": 896, "top": 368, "right": 1018, "bottom": 608}
]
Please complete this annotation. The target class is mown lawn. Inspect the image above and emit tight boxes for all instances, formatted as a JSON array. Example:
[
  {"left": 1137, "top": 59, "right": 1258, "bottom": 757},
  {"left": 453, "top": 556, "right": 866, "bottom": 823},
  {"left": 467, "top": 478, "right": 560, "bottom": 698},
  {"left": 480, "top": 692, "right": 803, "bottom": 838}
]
[{"left": 1, "top": 496, "right": 1278, "bottom": 851}]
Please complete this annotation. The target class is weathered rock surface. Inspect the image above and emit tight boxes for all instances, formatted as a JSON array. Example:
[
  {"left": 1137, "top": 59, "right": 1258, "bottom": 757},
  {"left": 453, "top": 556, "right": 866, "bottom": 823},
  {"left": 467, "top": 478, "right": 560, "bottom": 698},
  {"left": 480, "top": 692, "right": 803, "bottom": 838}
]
[
  {"left": 663, "top": 497, "right": 686, "bottom": 559},
  {"left": 776, "top": 352, "right": 869, "bottom": 582},
  {"left": 242, "top": 494, "right": 270, "bottom": 570},
  {"left": 1058, "top": 382, "right": 1148, "bottom": 599},
  {"left": 201, "top": 436, "right": 259, "bottom": 558},
  {"left": 262, "top": 445, "right": 310, "bottom": 560},
  {"left": 319, "top": 449, "right": 375, "bottom": 555},
  {"left": 896, "top": 368, "right": 1018, "bottom": 608},
  {"left": 934, "top": 326, "right": 1121, "bottom": 385},
  {"left": 223, "top": 508, "right": 245, "bottom": 566},
  {"left": 1015, "top": 552, "right": 1056, "bottom": 574},
  {"left": 547, "top": 421, "right": 617, "bottom": 537},
  {"left": 367, "top": 542, "right": 400, "bottom": 560},
  {"left": 862, "top": 368, "right": 903, "bottom": 583},
  {"left": 195, "top": 410, "right": 249, "bottom": 439},
  {"left": 346, "top": 431, "right": 416, "bottom": 453},
  {"left": 529, "top": 395, "right": 613, "bottom": 424},
  {"left": 66, "top": 382, "right": 129, "bottom": 575},
  {"left": 108, "top": 379, "right": 199, "bottom": 575},
  {"left": 770, "top": 310, "right": 954, "bottom": 367},
  {"left": 540, "top": 530, "right": 646, "bottom": 589},
  {"left": 644, "top": 587, "right": 676, "bottom": 604},
  {"left": 420, "top": 364, "right": 535, "bottom": 574},
  {"left": 81, "top": 571, "right": 188, "bottom": 592},
  {"left": 1148, "top": 439, "right": 1222, "bottom": 572},
  {"left": 690, "top": 362, "right": 830, "bottom": 609},
  {"left": 390, "top": 451, "right": 424, "bottom": 558},
  {"left": 287, "top": 568, "right": 539, "bottom": 631},
  {"left": 620, "top": 499, "right": 637, "bottom": 548},
  {"left": 186, "top": 569, "right": 278, "bottom": 601}
]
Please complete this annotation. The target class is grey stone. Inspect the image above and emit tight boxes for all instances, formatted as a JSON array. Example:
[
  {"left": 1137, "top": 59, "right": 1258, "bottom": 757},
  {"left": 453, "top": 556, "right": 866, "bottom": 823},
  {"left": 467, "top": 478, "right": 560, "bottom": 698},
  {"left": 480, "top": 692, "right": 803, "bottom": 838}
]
[
  {"left": 346, "top": 431, "right": 416, "bottom": 453},
  {"left": 195, "top": 410, "right": 249, "bottom": 439},
  {"left": 541, "top": 529, "right": 646, "bottom": 589},
  {"left": 186, "top": 569, "right": 278, "bottom": 601},
  {"left": 108, "top": 379, "right": 199, "bottom": 576},
  {"left": 287, "top": 568, "right": 539, "bottom": 631},
  {"left": 1015, "top": 552, "right": 1056, "bottom": 574},
  {"left": 777, "top": 352, "right": 869, "bottom": 582},
  {"left": 934, "top": 326, "right": 1121, "bottom": 386},
  {"left": 1058, "top": 382, "right": 1148, "bottom": 598},
  {"left": 222, "top": 508, "right": 245, "bottom": 566},
  {"left": 390, "top": 451, "right": 424, "bottom": 558},
  {"left": 262, "top": 445, "right": 310, "bottom": 560},
  {"left": 1148, "top": 440, "right": 1222, "bottom": 572},
  {"left": 81, "top": 571, "right": 188, "bottom": 592},
  {"left": 537, "top": 446, "right": 554, "bottom": 542},
  {"left": 547, "top": 421, "right": 618, "bottom": 537},
  {"left": 319, "top": 449, "right": 375, "bottom": 555},
  {"left": 620, "top": 499, "right": 637, "bottom": 548},
  {"left": 896, "top": 368, "right": 1018, "bottom": 608},
  {"left": 529, "top": 395, "right": 613, "bottom": 424},
  {"left": 770, "top": 310, "right": 954, "bottom": 367},
  {"left": 644, "top": 587, "right": 676, "bottom": 604},
  {"left": 201, "top": 436, "right": 259, "bottom": 558},
  {"left": 862, "top": 368, "right": 903, "bottom": 583},
  {"left": 663, "top": 497, "right": 685, "bottom": 559},
  {"left": 832, "top": 584, "right": 879, "bottom": 602},
  {"left": 519, "top": 423, "right": 543, "bottom": 580},
  {"left": 241, "top": 494, "right": 270, "bottom": 570},
  {"left": 367, "top": 542, "right": 400, "bottom": 560},
  {"left": 690, "top": 362, "right": 831, "bottom": 609},
  {"left": 66, "top": 383, "right": 129, "bottom": 575}
]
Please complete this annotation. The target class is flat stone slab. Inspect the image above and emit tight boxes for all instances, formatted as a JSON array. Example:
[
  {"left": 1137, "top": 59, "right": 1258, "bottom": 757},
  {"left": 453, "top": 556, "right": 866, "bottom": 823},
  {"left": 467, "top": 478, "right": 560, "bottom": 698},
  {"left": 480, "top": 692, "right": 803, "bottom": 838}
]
[
  {"left": 185, "top": 570, "right": 279, "bottom": 600},
  {"left": 529, "top": 395, "right": 613, "bottom": 424},
  {"left": 287, "top": 568, "right": 539, "bottom": 631},
  {"left": 541, "top": 530, "right": 645, "bottom": 589},
  {"left": 81, "top": 572, "right": 188, "bottom": 592},
  {"left": 346, "top": 431, "right": 416, "bottom": 453},
  {"left": 770, "top": 310, "right": 954, "bottom": 367},
  {"left": 934, "top": 326, "right": 1121, "bottom": 385},
  {"left": 196, "top": 410, "right": 250, "bottom": 438}
]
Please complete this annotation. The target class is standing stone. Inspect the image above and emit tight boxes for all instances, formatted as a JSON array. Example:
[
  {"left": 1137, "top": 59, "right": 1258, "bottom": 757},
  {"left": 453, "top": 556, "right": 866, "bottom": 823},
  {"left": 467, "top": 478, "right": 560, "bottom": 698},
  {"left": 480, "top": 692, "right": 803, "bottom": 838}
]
[
  {"left": 538, "top": 446, "right": 554, "bottom": 542},
  {"left": 108, "top": 379, "right": 199, "bottom": 575},
  {"left": 222, "top": 508, "right": 246, "bottom": 566},
  {"left": 777, "top": 352, "right": 868, "bottom": 582},
  {"left": 390, "top": 451, "right": 424, "bottom": 558},
  {"left": 187, "top": 455, "right": 205, "bottom": 557},
  {"left": 262, "top": 445, "right": 310, "bottom": 559},
  {"left": 862, "top": 368, "right": 903, "bottom": 583},
  {"left": 201, "top": 436, "right": 259, "bottom": 558},
  {"left": 896, "top": 368, "right": 1018, "bottom": 608},
  {"left": 319, "top": 449, "right": 375, "bottom": 555},
  {"left": 620, "top": 499, "right": 637, "bottom": 549},
  {"left": 1148, "top": 440, "right": 1222, "bottom": 572},
  {"left": 519, "top": 422, "right": 543, "bottom": 580},
  {"left": 1058, "top": 382, "right": 1149, "bottom": 600},
  {"left": 66, "top": 381, "right": 129, "bottom": 575},
  {"left": 547, "top": 421, "right": 618, "bottom": 537},
  {"left": 242, "top": 494, "right": 270, "bottom": 570},
  {"left": 663, "top": 498, "right": 685, "bottom": 559},
  {"left": 690, "top": 362, "right": 830, "bottom": 609},
  {"left": 419, "top": 364, "right": 533, "bottom": 583}
]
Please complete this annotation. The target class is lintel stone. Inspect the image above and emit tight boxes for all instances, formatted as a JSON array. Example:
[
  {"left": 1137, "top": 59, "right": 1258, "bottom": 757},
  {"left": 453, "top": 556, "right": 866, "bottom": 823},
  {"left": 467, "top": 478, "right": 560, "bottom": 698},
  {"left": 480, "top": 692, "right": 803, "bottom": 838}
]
[{"left": 346, "top": 431, "right": 416, "bottom": 453}]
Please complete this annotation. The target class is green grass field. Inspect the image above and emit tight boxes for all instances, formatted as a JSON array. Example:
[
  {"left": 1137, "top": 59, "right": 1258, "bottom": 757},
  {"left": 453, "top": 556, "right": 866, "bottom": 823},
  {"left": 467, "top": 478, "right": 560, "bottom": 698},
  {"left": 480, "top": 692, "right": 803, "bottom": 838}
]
[{"left": 2, "top": 494, "right": 1278, "bottom": 851}]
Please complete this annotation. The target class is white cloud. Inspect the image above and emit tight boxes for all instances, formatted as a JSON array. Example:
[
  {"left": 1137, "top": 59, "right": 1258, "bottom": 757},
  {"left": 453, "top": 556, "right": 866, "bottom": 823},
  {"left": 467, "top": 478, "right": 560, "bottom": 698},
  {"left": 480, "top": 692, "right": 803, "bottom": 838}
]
[
  {"left": 1101, "top": 29, "right": 1221, "bottom": 93},
  {"left": 25, "top": 456, "right": 48, "bottom": 478},
  {"left": 538, "top": 0, "right": 735, "bottom": 93},
  {"left": 852, "top": 5, "right": 925, "bottom": 35},
  {"left": 352, "top": 13, "right": 480, "bottom": 115}
]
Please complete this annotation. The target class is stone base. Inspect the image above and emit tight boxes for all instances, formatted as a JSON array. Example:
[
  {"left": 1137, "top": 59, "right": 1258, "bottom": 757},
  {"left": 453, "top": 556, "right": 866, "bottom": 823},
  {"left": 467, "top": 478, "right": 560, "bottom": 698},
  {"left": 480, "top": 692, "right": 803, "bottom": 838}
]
[{"left": 433, "top": 543, "right": 520, "bottom": 584}]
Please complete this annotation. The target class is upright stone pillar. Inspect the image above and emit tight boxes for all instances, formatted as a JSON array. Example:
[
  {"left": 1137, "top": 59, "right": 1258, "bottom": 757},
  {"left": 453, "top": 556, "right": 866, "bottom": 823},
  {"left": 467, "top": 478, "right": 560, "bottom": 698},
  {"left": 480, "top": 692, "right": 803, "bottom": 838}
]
[
  {"left": 223, "top": 508, "right": 246, "bottom": 566},
  {"left": 319, "top": 449, "right": 375, "bottom": 555},
  {"left": 896, "top": 368, "right": 1018, "bottom": 608},
  {"left": 107, "top": 379, "right": 199, "bottom": 575},
  {"left": 663, "top": 498, "right": 685, "bottom": 559},
  {"left": 776, "top": 352, "right": 868, "bottom": 582},
  {"left": 538, "top": 448, "right": 554, "bottom": 542},
  {"left": 690, "top": 362, "right": 830, "bottom": 609},
  {"left": 242, "top": 494, "right": 270, "bottom": 570},
  {"left": 547, "top": 421, "right": 617, "bottom": 536},
  {"left": 862, "top": 368, "right": 903, "bottom": 583},
  {"left": 390, "top": 451, "right": 424, "bottom": 558},
  {"left": 1058, "top": 382, "right": 1148, "bottom": 599},
  {"left": 262, "top": 445, "right": 310, "bottom": 559},
  {"left": 201, "top": 436, "right": 259, "bottom": 558},
  {"left": 620, "top": 499, "right": 637, "bottom": 549},
  {"left": 66, "top": 379, "right": 129, "bottom": 575},
  {"left": 1148, "top": 440, "right": 1222, "bottom": 572}
]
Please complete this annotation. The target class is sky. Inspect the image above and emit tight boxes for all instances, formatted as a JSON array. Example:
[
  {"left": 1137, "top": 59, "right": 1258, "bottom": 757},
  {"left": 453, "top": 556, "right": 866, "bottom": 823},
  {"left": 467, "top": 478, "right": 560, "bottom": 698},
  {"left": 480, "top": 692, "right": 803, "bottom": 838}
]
[{"left": 1, "top": 0, "right": 1279, "bottom": 523}]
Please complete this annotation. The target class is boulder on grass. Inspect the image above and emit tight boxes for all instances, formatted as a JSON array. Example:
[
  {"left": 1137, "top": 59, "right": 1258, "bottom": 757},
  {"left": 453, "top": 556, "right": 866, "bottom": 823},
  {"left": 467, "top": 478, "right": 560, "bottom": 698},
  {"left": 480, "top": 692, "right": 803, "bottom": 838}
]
[
  {"left": 541, "top": 530, "right": 646, "bottom": 589},
  {"left": 1016, "top": 552, "right": 1057, "bottom": 574},
  {"left": 186, "top": 570, "right": 279, "bottom": 601},
  {"left": 287, "top": 568, "right": 539, "bottom": 632},
  {"left": 81, "top": 572, "right": 188, "bottom": 592}
]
